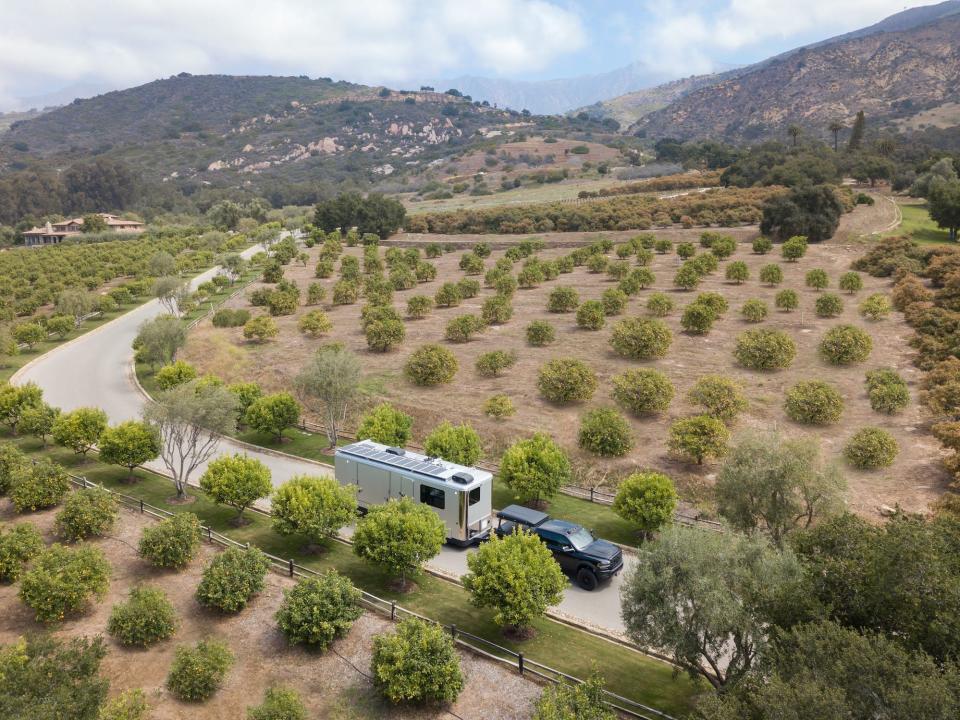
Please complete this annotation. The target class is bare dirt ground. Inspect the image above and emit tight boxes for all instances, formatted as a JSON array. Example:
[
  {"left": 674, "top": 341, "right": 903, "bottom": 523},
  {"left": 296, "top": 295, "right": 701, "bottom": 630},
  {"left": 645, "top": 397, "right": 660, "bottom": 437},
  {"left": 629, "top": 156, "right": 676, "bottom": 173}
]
[
  {"left": 182, "top": 200, "right": 949, "bottom": 518},
  {"left": 0, "top": 501, "right": 541, "bottom": 719}
]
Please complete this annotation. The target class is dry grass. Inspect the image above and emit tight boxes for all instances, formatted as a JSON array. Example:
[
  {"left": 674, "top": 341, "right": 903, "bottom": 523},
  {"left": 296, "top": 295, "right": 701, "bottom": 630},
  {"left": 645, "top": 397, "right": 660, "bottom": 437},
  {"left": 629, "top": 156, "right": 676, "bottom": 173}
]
[
  {"left": 181, "top": 212, "right": 948, "bottom": 519},
  {"left": 0, "top": 499, "right": 542, "bottom": 719}
]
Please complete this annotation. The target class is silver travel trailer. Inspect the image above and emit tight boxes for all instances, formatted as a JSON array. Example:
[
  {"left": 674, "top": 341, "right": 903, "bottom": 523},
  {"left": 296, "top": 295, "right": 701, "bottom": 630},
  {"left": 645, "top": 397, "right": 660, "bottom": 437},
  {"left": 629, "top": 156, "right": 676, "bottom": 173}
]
[{"left": 334, "top": 439, "right": 493, "bottom": 546}]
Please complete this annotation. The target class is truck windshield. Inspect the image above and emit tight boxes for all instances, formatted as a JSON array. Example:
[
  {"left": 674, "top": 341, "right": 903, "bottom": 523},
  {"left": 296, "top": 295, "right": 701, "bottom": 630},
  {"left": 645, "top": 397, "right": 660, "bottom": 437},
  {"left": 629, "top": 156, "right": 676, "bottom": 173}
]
[{"left": 568, "top": 527, "right": 595, "bottom": 551}]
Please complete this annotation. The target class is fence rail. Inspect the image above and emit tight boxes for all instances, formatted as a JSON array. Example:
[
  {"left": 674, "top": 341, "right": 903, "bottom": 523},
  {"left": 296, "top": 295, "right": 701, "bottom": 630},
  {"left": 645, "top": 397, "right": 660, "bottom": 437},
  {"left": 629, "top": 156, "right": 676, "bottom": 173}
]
[
  {"left": 65, "top": 471, "right": 676, "bottom": 720},
  {"left": 296, "top": 417, "right": 723, "bottom": 534}
]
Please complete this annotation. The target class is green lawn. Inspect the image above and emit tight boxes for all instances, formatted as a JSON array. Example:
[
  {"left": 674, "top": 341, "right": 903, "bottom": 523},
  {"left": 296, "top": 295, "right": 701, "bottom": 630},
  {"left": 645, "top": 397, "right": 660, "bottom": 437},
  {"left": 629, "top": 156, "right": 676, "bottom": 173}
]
[
  {"left": 2, "top": 433, "right": 700, "bottom": 716},
  {"left": 886, "top": 202, "right": 953, "bottom": 245}
]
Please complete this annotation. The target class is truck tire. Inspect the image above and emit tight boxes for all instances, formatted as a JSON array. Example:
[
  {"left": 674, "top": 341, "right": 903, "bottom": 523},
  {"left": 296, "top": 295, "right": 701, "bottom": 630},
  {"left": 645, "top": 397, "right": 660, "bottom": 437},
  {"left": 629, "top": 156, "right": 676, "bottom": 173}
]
[{"left": 576, "top": 567, "right": 598, "bottom": 591}]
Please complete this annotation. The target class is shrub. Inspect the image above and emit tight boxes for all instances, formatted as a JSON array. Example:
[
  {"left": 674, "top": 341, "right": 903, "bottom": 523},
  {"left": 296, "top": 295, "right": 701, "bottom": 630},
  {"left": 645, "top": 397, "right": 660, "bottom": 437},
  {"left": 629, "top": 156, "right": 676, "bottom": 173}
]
[
  {"left": 371, "top": 618, "right": 463, "bottom": 704},
  {"left": 607, "top": 260, "right": 630, "bottom": 281},
  {"left": 865, "top": 369, "right": 909, "bottom": 414},
  {"left": 601, "top": 288, "right": 629, "bottom": 316},
  {"left": 444, "top": 313, "right": 485, "bottom": 343},
  {"left": 725, "top": 261, "right": 749, "bottom": 284},
  {"left": 691, "top": 252, "right": 719, "bottom": 274},
  {"left": 54, "top": 487, "right": 118, "bottom": 542},
  {"left": 623, "top": 267, "right": 655, "bottom": 293},
  {"left": 243, "top": 315, "right": 279, "bottom": 342},
  {"left": 696, "top": 292, "right": 729, "bottom": 316},
  {"left": 212, "top": 308, "right": 251, "bottom": 327},
  {"left": 459, "top": 253, "right": 484, "bottom": 275},
  {"left": 784, "top": 381, "right": 844, "bottom": 424},
  {"left": 710, "top": 236, "right": 737, "bottom": 259},
  {"left": 775, "top": 288, "right": 799, "bottom": 311},
  {"left": 646, "top": 293, "right": 674, "bottom": 316},
  {"left": 805, "top": 268, "right": 829, "bottom": 291},
  {"left": 424, "top": 422, "right": 482, "bottom": 465},
  {"left": 741, "top": 299, "right": 768, "bottom": 322},
  {"left": 734, "top": 329, "right": 796, "bottom": 370},
  {"left": 9, "top": 458, "right": 70, "bottom": 513},
  {"left": 759, "top": 264, "right": 783, "bottom": 285},
  {"left": 19, "top": 544, "right": 110, "bottom": 622},
  {"left": 267, "top": 290, "right": 298, "bottom": 316},
  {"left": 753, "top": 236, "right": 773, "bottom": 254},
  {"left": 306, "top": 282, "right": 326, "bottom": 305},
  {"left": 0, "top": 523, "right": 44, "bottom": 581},
  {"left": 839, "top": 271, "right": 864, "bottom": 294},
  {"left": 586, "top": 254, "right": 608, "bottom": 273},
  {"left": 815, "top": 293, "right": 844, "bottom": 318},
  {"left": 681, "top": 303, "right": 716, "bottom": 334},
  {"left": 353, "top": 497, "right": 445, "bottom": 586},
  {"left": 688, "top": 375, "right": 748, "bottom": 422},
  {"left": 405, "top": 344, "right": 458, "bottom": 385},
  {"left": 844, "top": 427, "right": 898, "bottom": 469},
  {"left": 500, "top": 433, "right": 570, "bottom": 505},
  {"left": 674, "top": 263, "right": 701, "bottom": 290},
  {"left": 610, "top": 318, "right": 672, "bottom": 359},
  {"left": 547, "top": 286, "right": 579, "bottom": 313},
  {"left": 891, "top": 274, "right": 933, "bottom": 311},
  {"left": 612, "top": 369, "right": 674, "bottom": 416},
  {"left": 537, "top": 358, "right": 597, "bottom": 403},
  {"left": 819, "top": 325, "right": 872, "bottom": 365},
  {"left": 578, "top": 408, "right": 633, "bottom": 457},
  {"left": 483, "top": 394, "right": 515, "bottom": 419},
  {"left": 781, "top": 235, "right": 808, "bottom": 261},
  {"left": 475, "top": 349, "right": 518, "bottom": 377},
  {"left": 245, "top": 392, "right": 300, "bottom": 441},
  {"left": 494, "top": 273, "right": 518, "bottom": 297},
  {"left": 51, "top": 407, "right": 108, "bottom": 457},
  {"left": 298, "top": 310, "right": 332, "bottom": 337},
  {"left": 166, "top": 640, "right": 234, "bottom": 702},
  {"left": 612, "top": 472, "right": 678, "bottom": 536},
  {"left": 668, "top": 415, "right": 730, "bottom": 464},
  {"left": 107, "top": 586, "right": 178, "bottom": 647},
  {"left": 271, "top": 475, "right": 357, "bottom": 545},
  {"left": 526, "top": 320, "right": 556, "bottom": 346},
  {"left": 576, "top": 300, "right": 606, "bottom": 330},
  {"left": 196, "top": 546, "right": 270, "bottom": 613},
  {"left": 275, "top": 571, "right": 362, "bottom": 650},
  {"left": 98, "top": 689, "right": 150, "bottom": 720},
  {"left": 406, "top": 295, "right": 433, "bottom": 319},
  {"left": 247, "top": 687, "right": 308, "bottom": 720},
  {"left": 365, "top": 317, "right": 405, "bottom": 352},
  {"left": 859, "top": 293, "right": 891, "bottom": 321},
  {"left": 357, "top": 403, "right": 413, "bottom": 446},
  {"left": 0, "top": 442, "right": 26, "bottom": 494},
  {"left": 654, "top": 238, "right": 672, "bottom": 254},
  {"left": 199, "top": 454, "right": 272, "bottom": 524},
  {"left": 481, "top": 295, "right": 513, "bottom": 325},
  {"left": 138, "top": 513, "right": 202, "bottom": 569},
  {"left": 676, "top": 242, "right": 696, "bottom": 259}
]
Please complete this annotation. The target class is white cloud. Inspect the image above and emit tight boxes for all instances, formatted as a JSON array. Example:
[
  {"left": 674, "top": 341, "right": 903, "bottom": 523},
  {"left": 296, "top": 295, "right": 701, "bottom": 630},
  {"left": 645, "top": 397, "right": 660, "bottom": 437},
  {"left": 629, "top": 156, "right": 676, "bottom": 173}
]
[
  {"left": 636, "top": 0, "right": 934, "bottom": 77},
  {"left": 0, "top": 0, "right": 586, "bottom": 108}
]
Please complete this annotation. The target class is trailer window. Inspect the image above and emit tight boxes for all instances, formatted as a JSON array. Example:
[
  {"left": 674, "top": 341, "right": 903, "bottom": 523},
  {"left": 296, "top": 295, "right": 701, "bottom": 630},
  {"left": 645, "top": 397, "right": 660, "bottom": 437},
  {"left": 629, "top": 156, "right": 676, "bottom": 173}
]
[
  {"left": 469, "top": 487, "right": 481, "bottom": 506},
  {"left": 420, "top": 485, "right": 445, "bottom": 509}
]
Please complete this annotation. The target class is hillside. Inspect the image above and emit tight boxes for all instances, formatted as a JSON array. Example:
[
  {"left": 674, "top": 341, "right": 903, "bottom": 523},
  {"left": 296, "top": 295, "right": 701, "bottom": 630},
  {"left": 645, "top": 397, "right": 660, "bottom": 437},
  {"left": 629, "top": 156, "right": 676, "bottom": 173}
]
[
  {"left": 589, "top": 0, "right": 960, "bottom": 138},
  {"left": 0, "top": 74, "right": 609, "bottom": 200}
]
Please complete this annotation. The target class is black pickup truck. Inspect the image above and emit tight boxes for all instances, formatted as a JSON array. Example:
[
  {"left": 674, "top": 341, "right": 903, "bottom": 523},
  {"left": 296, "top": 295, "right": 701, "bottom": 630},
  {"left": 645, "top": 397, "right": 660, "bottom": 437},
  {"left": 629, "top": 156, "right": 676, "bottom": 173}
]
[{"left": 494, "top": 505, "right": 624, "bottom": 591}]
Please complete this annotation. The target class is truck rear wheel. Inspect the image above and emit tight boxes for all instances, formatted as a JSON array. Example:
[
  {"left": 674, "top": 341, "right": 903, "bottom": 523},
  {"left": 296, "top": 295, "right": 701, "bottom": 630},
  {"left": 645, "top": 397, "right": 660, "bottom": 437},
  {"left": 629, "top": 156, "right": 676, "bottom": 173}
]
[{"left": 576, "top": 567, "right": 598, "bottom": 591}]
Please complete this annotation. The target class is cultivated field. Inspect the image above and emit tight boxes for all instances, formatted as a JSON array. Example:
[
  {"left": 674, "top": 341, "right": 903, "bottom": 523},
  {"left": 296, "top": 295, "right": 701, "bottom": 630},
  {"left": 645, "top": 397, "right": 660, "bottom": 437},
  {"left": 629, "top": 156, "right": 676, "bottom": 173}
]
[
  {"left": 0, "top": 498, "right": 542, "bottom": 719},
  {"left": 181, "top": 216, "right": 947, "bottom": 518}
]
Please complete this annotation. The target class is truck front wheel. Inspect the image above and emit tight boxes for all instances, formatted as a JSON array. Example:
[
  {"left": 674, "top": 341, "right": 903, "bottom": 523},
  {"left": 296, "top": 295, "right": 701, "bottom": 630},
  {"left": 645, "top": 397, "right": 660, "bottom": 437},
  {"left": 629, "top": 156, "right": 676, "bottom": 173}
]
[{"left": 576, "top": 567, "right": 598, "bottom": 591}]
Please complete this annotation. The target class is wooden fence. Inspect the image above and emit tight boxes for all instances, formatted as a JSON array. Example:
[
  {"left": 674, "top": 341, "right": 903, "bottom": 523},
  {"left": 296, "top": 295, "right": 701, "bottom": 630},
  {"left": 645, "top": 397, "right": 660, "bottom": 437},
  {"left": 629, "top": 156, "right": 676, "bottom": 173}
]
[{"left": 66, "top": 471, "right": 677, "bottom": 720}]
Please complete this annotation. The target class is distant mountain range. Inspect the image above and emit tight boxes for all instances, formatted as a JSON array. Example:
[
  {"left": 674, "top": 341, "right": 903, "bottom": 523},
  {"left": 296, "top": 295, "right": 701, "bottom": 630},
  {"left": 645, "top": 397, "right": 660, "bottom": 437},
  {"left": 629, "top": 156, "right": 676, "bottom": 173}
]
[{"left": 589, "top": 0, "right": 960, "bottom": 140}]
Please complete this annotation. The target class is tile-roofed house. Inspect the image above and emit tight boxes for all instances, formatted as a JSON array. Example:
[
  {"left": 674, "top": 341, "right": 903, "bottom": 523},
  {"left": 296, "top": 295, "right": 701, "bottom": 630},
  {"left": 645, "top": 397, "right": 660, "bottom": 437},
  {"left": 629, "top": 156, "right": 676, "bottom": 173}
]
[{"left": 23, "top": 213, "right": 145, "bottom": 247}]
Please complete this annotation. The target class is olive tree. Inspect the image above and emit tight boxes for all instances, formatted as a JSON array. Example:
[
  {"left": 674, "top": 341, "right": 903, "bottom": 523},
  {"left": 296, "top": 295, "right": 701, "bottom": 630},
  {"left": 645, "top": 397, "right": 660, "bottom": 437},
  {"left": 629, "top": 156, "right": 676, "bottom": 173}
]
[
  {"left": 293, "top": 345, "right": 361, "bottom": 449},
  {"left": 462, "top": 530, "right": 566, "bottom": 638},
  {"left": 143, "top": 380, "right": 238, "bottom": 499},
  {"left": 715, "top": 431, "right": 846, "bottom": 547},
  {"left": 621, "top": 526, "right": 803, "bottom": 689},
  {"left": 134, "top": 315, "right": 186, "bottom": 368}
]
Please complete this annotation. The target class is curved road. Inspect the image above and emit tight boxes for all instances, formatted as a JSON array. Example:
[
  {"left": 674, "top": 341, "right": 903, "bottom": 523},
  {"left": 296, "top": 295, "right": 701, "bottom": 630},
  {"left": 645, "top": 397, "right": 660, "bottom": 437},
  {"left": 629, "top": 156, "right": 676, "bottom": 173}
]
[{"left": 13, "top": 250, "right": 632, "bottom": 636}]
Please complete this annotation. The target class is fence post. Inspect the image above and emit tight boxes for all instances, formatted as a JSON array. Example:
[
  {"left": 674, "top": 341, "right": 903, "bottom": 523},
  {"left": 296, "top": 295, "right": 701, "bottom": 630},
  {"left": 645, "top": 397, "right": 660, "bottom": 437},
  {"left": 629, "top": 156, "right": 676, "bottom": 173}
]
[
  {"left": 390, "top": 601, "right": 396, "bottom": 621},
  {"left": 207, "top": 526, "right": 212, "bottom": 542},
  {"left": 518, "top": 652, "right": 524, "bottom": 675},
  {"left": 139, "top": 499, "right": 144, "bottom": 513},
  {"left": 450, "top": 624, "right": 457, "bottom": 642},
  {"left": 288, "top": 559, "right": 294, "bottom": 577},
  {"left": 590, "top": 487, "right": 595, "bottom": 503}
]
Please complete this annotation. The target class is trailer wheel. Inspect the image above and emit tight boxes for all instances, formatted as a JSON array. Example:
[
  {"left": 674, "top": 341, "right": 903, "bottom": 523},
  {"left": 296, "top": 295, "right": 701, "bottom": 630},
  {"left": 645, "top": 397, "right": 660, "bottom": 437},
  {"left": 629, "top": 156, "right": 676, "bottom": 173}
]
[{"left": 576, "top": 568, "right": 598, "bottom": 591}]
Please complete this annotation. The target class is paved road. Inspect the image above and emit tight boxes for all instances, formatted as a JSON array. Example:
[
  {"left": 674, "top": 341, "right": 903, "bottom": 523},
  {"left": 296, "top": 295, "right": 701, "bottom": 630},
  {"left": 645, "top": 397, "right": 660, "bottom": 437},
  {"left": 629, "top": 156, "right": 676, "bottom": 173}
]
[{"left": 14, "top": 247, "right": 631, "bottom": 636}]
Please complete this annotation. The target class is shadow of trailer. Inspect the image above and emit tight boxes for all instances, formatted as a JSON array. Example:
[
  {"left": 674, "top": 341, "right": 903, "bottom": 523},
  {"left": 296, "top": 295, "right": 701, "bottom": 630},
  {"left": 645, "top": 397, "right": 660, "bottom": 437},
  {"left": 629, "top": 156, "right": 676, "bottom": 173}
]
[{"left": 334, "top": 439, "right": 493, "bottom": 546}]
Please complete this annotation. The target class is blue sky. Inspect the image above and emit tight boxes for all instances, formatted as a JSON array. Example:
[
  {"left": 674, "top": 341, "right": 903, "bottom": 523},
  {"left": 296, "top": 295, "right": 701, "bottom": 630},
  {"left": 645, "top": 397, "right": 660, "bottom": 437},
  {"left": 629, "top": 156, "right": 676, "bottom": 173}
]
[{"left": 0, "top": 0, "right": 937, "bottom": 110}]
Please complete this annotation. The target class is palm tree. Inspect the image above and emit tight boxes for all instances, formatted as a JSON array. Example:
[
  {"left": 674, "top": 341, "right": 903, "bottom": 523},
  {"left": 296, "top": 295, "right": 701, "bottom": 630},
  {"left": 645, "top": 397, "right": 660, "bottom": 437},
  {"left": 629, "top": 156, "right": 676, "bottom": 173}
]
[
  {"left": 787, "top": 125, "right": 801, "bottom": 148},
  {"left": 829, "top": 121, "right": 844, "bottom": 152}
]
